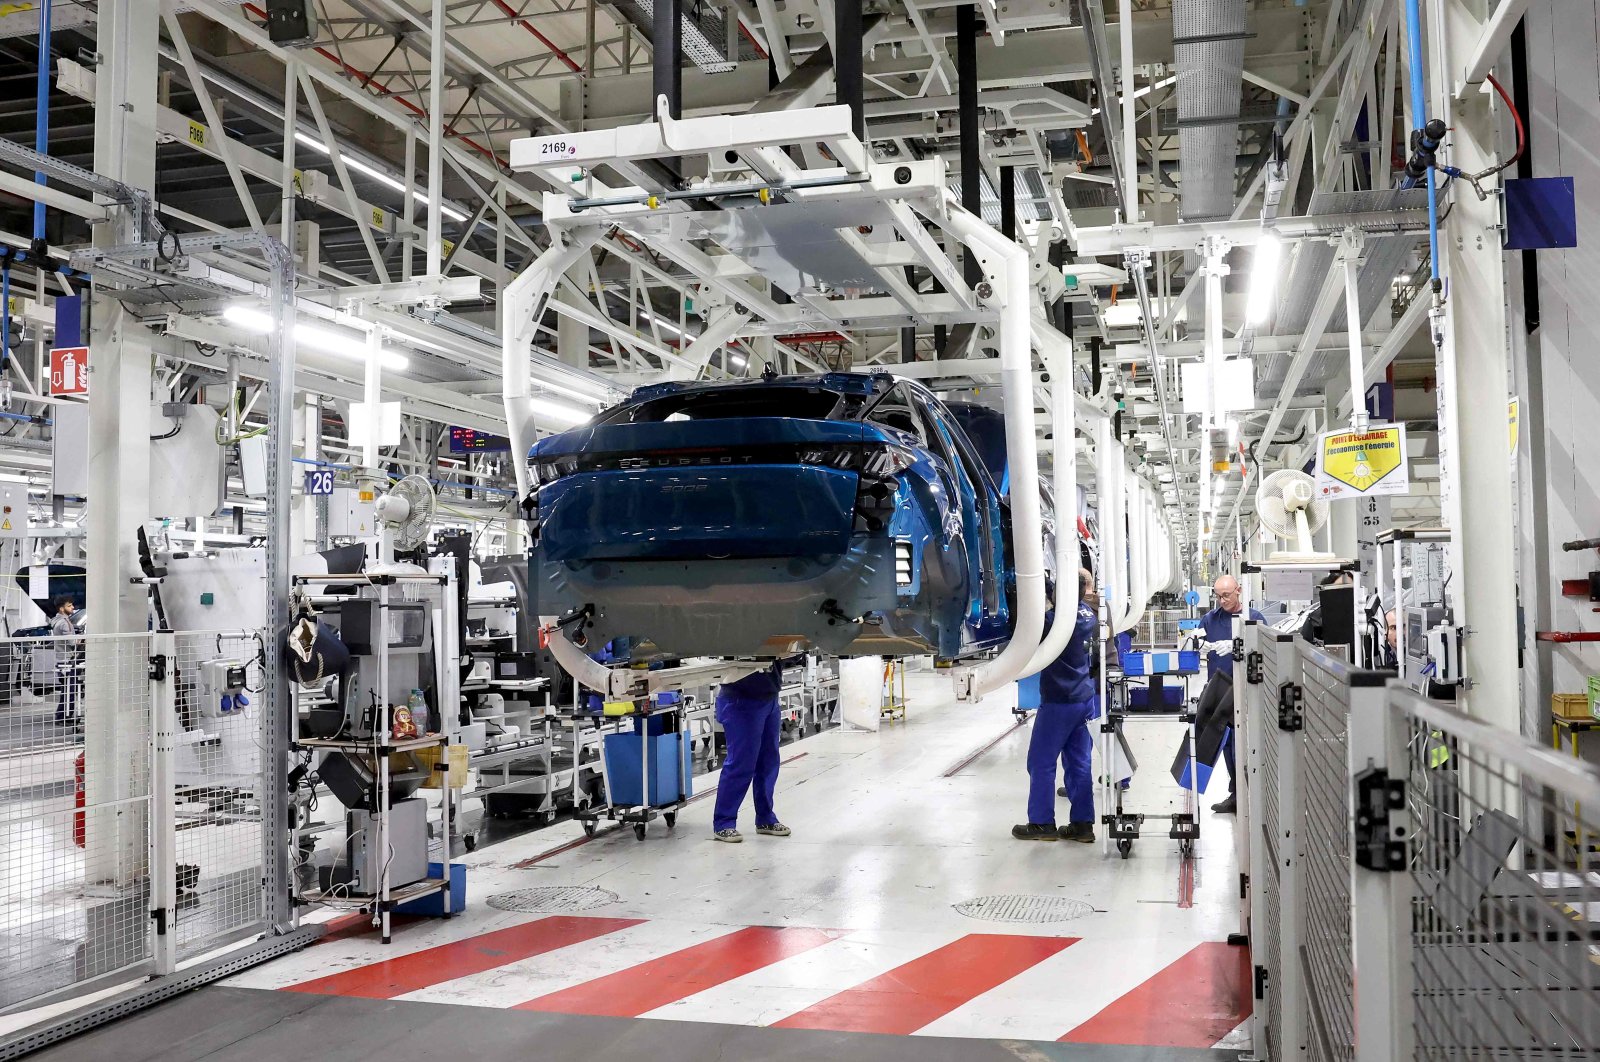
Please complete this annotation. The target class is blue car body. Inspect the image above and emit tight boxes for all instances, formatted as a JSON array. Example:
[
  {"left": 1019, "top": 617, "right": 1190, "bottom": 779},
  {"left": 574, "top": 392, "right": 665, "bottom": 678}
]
[{"left": 524, "top": 373, "right": 1019, "bottom": 660}]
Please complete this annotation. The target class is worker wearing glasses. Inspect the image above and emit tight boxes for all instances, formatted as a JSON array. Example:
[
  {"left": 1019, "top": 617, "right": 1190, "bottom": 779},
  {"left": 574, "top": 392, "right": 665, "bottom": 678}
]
[{"left": 1196, "top": 575, "right": 1265, "bottom": 814}]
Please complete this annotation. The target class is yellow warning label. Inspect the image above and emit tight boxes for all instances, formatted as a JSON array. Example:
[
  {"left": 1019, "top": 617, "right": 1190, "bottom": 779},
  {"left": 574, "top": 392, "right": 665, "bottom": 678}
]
[
  {"left": 187, "top": 120, "right": 207, "bottom": 148},
  {"left": 441, "top": 238, "right": 456, "bottom": 258},
  {"left": 292, "top": 169, "right": 305, "bottom": 195},
  {"left": 370, "top": 207, "right": 386, "bottom": 229},
  {"left": 1508, "top": 396, "right": 1520, "bottom": 458},
  {"left": 1315, "top": 424, "right": 1410, "bottom": 499},
  {"left": 1, "top": 519, "right": 10, "bottom": 531},
  {"left": 358, "top": 489, "right": 375, "bottom": 502}
]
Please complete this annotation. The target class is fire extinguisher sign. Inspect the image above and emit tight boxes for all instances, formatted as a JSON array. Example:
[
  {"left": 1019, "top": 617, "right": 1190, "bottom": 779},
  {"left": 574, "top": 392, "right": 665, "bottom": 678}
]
[{"left": 49, "top": 346, "right": 90, "bottom": 398}]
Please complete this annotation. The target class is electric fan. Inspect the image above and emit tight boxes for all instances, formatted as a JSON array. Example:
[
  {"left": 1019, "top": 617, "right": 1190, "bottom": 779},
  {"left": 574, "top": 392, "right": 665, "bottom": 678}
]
[
  {"left": 1256, "top": 469, "right": 1334, "bottom": 562},
  {"left": 373, "top": 474, "right": 436, "bottom": 565}
]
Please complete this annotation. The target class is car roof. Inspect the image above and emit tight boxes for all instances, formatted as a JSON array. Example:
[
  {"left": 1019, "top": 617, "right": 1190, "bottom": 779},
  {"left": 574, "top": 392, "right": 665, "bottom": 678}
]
[{"left": 622, "top": 371, "right": 900, "bottom": 407}]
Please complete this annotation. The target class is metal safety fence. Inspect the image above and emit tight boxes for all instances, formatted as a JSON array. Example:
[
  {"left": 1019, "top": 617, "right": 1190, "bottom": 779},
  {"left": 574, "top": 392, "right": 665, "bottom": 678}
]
[
  {"left": 1240, "top": 622, "right": 1600, "bottom": 1060},
  {"left": 0, "top": 626, "right": 293, "bottom": 1053}
]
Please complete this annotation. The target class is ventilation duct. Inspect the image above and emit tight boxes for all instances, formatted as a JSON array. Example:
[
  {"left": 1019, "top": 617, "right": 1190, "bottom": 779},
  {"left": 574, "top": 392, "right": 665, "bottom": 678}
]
[{"left": 1171, "top": 0, "right": 1247, "bottom": 221}]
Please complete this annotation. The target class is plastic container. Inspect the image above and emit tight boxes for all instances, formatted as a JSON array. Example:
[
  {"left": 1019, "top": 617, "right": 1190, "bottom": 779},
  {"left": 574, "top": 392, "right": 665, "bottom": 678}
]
[
  {"left": 1553, "top": 692, "right": 1591, "bottom": 722},
  {"left": 394, "top": 861, "right": 466, "bottom": 916},
  {"left": 603, "top": 729, "right": 692, "bottom": 807},
  {"left": 408, "top": 688, "right": 429, "bottom": 734},
  {"left": 1588, "top": 676, "right": 1600, "bottom": 721}
]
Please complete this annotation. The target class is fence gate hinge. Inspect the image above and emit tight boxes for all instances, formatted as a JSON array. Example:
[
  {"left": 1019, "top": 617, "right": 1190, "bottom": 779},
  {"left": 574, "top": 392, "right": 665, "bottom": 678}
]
[
  {"left": 1232, "top": 636, "right": 1245, "bottom": 662},
  {"left": 148, "top": 653, "right": 168, "bottom": 681},
  {"left": 1353, "top": 766, "right": 1410, "bottom": 871},
  {"left": 1246, "top": 651, "right": 1264, "bottom": 684},
  {"left": 1253, "top": 963, "right": 1269, "bottom": 1001},
  {"left": 1276, "top": 682, "right": 1303, "bottom": 732},
  {"left": 151, "top": 908, "right": 169, "bottom": 936}
]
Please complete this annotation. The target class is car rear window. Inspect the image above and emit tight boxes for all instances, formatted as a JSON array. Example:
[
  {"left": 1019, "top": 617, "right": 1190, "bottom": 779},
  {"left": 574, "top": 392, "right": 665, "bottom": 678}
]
[{"left": 597, "top": 387, "right": 847, "bottom": 424}]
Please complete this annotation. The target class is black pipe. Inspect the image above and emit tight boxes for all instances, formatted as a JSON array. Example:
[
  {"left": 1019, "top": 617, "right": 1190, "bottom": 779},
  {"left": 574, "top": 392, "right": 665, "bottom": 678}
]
[
  {"left": 835, "top": 0, "right": 864, "bottom": 141},
  {"left": 652, "top": 0, "right": 682, "bottom": 121},
  {"left": 999, "top": 165, "right": 1015, "bottom": 240},
  {"left": 1511, "top": 17, "right": 1539, "bottom": 334},
  {"left": 901, "top": 325, "right": 916, "bottom": 363},
  {"left": 957, "top": 5, "right": 981, "bottom": 286},
  {"left": 1090, "top": 335, "right": 1103, "bottom": 397}
]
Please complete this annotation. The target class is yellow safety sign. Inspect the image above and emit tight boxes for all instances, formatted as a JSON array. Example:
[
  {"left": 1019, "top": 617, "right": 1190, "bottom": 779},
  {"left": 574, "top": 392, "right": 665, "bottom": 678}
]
[
  {"left": 1508, "top": 396, "right": 1519, "bottom": 458},
  {"left": 1314, "top": 424, "right": 1410, "bottom": 499},
  {"left": 187, "top": 120, "right": 207, "bottom": 148}
]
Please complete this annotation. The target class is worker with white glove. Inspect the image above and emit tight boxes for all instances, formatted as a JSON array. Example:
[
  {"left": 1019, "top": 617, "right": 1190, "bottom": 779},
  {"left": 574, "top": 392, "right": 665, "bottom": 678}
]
[{"left": 1196, "top": 575, "right": 1266, "bottom": 813}]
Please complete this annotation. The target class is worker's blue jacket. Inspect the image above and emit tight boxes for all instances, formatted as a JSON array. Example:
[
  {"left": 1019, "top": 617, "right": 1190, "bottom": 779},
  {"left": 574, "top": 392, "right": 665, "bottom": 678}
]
[
  {"left": 718, "top": 661, "right": 786, "bottom": 708},
  {"left": 1199, "top": 605, "right": 1266, "bottom": 678},
  {"left": 1039, "top": 602, "right": 1099, "bottom": 705}
]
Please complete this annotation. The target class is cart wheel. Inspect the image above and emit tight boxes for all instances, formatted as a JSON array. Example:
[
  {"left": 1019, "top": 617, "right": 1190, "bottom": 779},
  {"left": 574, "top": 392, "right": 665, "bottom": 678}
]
[
  {"left": 633, "top": 823, "right": 647, "bottom": 841},
  {"left": 1117, "top": 838, "right": 1132, "bottom": 859},
  {"left": 463, "top": 833, "right": 478, "bottom": 852},
  {"left": 663, "top": 811, "right": 677, "bottom": 828},
  {"left": 582, "top": 821, "right": 597, "bottom": 838},
  {"left": 542, "top": 811, "right": 557, "bottom": 825}
]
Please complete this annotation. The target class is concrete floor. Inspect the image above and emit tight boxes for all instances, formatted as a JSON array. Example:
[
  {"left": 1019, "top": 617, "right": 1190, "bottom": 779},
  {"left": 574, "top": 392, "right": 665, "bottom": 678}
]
[{"left": 34, "top": 670, "right": 1250, "bottom": 1059}]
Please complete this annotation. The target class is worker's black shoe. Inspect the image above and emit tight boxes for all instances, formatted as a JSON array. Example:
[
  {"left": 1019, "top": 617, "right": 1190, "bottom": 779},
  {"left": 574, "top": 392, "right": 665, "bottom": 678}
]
[
  {"left": 1059, "top": 822, "right": 1095, "bottom": 843},
  {"left": 1011, "top": 823, "right": 1059, "bottom": 841},
  {"left": 1057, "top": 786, "right": 1068, "bottom": 798},
  {"left": 1211, "top": 795, "right": 1237, "bottom": 814}
]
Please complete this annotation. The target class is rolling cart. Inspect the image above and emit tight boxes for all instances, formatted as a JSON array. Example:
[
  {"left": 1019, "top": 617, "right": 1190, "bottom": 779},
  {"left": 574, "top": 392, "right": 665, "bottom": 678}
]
[
  {"left": 578, "top": 694, "right": 693, "bottom": 841},
  {"left": 1100, "top": 649, "right": 1203, "bottom": 859}
]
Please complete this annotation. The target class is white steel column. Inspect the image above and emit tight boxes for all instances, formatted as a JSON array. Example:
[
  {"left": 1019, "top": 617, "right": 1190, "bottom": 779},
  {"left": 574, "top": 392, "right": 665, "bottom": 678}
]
[
  {"left": 426, "top": 0, "right": 446, "bottom": 277},
  {"left": 1433, "top": 0, "right": 1519, "bottom": 735},
  {"left": 1119, "top": 0, "right": 1138, "bottom": 222},
  {"left": 87, "top": 0, "right": 159, "bottom": 883}
]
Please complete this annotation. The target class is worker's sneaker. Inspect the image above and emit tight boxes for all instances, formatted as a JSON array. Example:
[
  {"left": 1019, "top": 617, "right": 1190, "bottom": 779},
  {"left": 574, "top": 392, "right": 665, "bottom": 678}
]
[
  {"left": 756, "top": 822, "right": 791, "bottom": 837},
  {"left": 1011, "top": 823, "right": 1059, "bottom": 841},
  {"left": 1059, "top": 822, "right": 1095, "bottom": 843},
  {"left": 1211, "top": 796, "right": 1237, "bottom": 814},
  {"left": 1057, "top": 786, "right": 1069, "bottom": 798},
  {"left": 713, "top": 829, "right": 744, "bottom": 843}
]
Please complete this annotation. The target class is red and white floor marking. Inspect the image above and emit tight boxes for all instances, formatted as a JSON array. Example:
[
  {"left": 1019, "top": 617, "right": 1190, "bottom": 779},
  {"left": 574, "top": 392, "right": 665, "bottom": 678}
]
[{"left": 238, "top": 914, "right": 1249, "bottom": 1046}]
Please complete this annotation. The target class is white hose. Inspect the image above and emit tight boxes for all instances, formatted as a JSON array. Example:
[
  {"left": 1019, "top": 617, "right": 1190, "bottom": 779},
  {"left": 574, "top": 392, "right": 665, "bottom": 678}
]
[
  {"left": 1097, "top": 415, "right": 1127, "bottom": 636},
  {"left": 940, "top": 203, "right": 1046, "bottom": 699},
  {"left": 1020, "top": 322, "right": 1077, "bottom": 678},
  {"left": 1114, "top": 473, "right": 1148, "bottom": 634},
  {"left": 502, "top": 231, "right": 597, "bottom": 497}
]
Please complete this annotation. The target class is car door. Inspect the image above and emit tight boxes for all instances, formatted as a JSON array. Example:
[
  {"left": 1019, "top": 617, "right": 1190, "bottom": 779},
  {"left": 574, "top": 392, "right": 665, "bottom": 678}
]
[{"left": 917, "top": 394, "right": 1006, "bottom": 632}]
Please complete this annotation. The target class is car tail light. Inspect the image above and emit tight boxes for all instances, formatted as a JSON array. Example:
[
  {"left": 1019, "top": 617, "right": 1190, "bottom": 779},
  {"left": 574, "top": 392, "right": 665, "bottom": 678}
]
[
  {"left": 894, "top": 539, "right": 914, "bottom": 586},
  {"left": 860, "top": 444, "right": 916, "bottom": 480}
]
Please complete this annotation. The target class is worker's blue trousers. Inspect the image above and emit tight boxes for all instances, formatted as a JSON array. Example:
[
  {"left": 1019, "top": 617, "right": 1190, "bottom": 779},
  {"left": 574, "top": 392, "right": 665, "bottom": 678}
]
[
  {"left": 713, "top": 695, "right": 782, "bottom": 832},
  {"left": 1027, "top": 699, "right": 1096, "bottom": 826}
]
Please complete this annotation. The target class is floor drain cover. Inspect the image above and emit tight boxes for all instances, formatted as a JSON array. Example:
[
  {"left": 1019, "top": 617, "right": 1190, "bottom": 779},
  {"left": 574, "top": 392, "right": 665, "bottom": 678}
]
[
  {"left": 953, "top": 894, "right": 1093, "bottom": 923},
  {"left": 486, "top": 886, "right": 620, "bottom": 914}
]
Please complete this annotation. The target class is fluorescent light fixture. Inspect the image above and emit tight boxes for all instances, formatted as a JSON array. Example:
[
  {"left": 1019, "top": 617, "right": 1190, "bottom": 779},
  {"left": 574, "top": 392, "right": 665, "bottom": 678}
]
[
  {"left": 528, "top": 396, "right": 591, "bottom": 427},
  {"left": 634, "top": 307, "right": 686, "bottom": 339},
  {"left": 1245, "top": 231, "right": 1283, "bottom": 326},
  {"left": 293, "top": 132, "right": 469, "bottom": 223},
  {"left": 223, "top": 305, "right": 410, "bottom": 372}
]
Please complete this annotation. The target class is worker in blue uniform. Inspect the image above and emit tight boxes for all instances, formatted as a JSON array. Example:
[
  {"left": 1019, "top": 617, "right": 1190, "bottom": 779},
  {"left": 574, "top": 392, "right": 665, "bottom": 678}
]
[
  {"left": 711, "top": 659, "right": 797, "bottom": 842},
  {"left": 1013, "top": 569, "right": 1101, "bottom": 843},
  {"left": 1196, "top": 574, "right": 1266, "bottom": 813}
]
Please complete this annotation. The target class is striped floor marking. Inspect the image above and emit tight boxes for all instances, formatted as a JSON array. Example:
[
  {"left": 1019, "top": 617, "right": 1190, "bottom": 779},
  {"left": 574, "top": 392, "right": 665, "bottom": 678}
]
[
  {"left": 1060, "top": 941, "right": 1252, "bottom": 1048},
  {"left": 514, "top": 925, "right": 841, "bottom": 1017},
  {"left": 773, "top": 933, "right": 1078, "bottom": 1035},
  {"left": 282, "top": 915, "right": 644, "bottom": 999}
]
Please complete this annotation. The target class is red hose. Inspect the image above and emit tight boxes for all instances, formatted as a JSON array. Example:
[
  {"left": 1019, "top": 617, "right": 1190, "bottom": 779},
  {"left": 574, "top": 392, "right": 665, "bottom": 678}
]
[{"left": 1484, "top": 73, "right": 1526, "bottom": 171}]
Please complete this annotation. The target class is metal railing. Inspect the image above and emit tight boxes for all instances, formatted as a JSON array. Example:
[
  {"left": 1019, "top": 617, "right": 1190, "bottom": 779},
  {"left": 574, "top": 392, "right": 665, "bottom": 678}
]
[{"left": 1241, "top": 624, "right": 1600, "bottom": 1060}]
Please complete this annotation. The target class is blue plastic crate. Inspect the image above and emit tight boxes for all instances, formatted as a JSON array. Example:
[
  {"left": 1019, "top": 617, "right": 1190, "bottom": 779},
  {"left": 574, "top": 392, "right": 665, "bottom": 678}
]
[
  {"left": 1123, "top": 650, "right": 1200, "bottom": 676},
  {"left": 394, "top": 861, "right": 466, "bottom": 916},
  {"left": 1015, "top": 673, "right": 1041, "bottom": 711},
  {"left": 604, "top": 729, "right": 692, "bottom": 807}
]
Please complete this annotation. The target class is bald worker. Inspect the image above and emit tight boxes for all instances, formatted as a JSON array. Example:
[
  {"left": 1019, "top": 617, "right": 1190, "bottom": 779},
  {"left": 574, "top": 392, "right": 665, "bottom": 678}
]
[{"left": 1195, "top": 575, "right": 1265, "bottom": 813}]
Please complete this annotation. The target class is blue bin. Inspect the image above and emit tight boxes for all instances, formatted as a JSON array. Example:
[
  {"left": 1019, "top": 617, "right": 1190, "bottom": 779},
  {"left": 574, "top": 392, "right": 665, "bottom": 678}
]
[
  {"left": 395, "top": 861, "right": 467, "bottom": 916},
  {"left": 1015, "top": 673, "right": 1041, "bottom": 711},
  {"left": 604, "top": 729, "right": 692, "bottom": 807}
]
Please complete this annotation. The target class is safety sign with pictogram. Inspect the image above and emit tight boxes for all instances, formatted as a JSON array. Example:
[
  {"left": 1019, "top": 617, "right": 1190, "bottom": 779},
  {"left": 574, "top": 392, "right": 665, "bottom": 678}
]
[
  {"left": 48, "top": 346, "right": 89, "bottom": 397},
  {"left": 1314, "top": 424, "right": 1410, "bottom": 499}
]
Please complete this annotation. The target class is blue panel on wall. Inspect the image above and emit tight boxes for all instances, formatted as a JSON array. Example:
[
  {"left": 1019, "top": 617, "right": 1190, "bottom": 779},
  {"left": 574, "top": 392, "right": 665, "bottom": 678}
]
[
  {"left": 54, "top": 294, "right": 81, "bottom": 348},
  {"left": 1504, "top": 177, "right": 1577, "bottom": 250}
]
